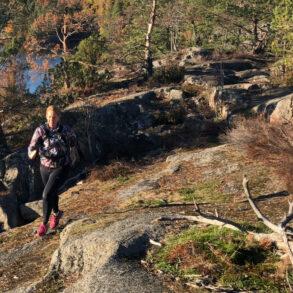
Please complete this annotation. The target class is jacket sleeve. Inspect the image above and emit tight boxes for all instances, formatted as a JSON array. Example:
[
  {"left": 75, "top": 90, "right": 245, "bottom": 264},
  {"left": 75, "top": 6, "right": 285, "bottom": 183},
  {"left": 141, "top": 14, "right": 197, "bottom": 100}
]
[{"left": 27, "top": 127, "right": 43, "bottom": 158}]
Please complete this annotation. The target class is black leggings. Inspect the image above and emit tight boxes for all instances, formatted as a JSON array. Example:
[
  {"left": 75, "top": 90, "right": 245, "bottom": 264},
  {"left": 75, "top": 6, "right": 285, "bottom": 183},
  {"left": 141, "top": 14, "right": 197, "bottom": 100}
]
[{"left": 40, "top": 165, "right": 69, "bottom": 225}]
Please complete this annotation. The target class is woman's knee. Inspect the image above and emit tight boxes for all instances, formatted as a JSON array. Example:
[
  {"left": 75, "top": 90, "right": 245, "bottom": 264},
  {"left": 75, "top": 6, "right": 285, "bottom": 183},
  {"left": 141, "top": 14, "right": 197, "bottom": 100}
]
[{"left": 42, "top": 190, "right": 49, "bottom": 201}]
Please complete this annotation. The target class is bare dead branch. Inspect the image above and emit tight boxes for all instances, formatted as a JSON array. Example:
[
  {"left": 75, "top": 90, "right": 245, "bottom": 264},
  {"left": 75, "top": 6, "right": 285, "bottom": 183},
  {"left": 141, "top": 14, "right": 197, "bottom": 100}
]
[
  {"left": 149, "top": 239, "right": 162, "bottom": 247},
  {"left": 242, "top": 175, "right": 281, "bottom": 233},
  {"left": 155, "top": 175, "right": 293, "bottom": 268},
  {"left": 280, "top": 201, "right": 293, "bottom": 228},
  {"left": 243, "top": 175, "right": 293, "bottom": 266},
  {"left": 215, "top": 209, "right": 219, "bottom": 217},
  {"left": 154, "top": 215, "right": 244, "bottom": 232},
  {"left": 282, "top": 231, "right": 293, "bottom": 268}
]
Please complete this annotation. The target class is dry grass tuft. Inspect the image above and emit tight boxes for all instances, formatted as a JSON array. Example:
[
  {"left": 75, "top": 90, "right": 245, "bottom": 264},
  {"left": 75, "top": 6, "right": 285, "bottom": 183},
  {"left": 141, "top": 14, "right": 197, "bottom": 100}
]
[
  {"left": 224, "top": 117, "right": 293, "bottom": 193},
  {"left": 166, "top": 241, "right": 218, "bottom": 275},
  {"left": 87, "top": 160, "right": 135, "bottom": 182}
]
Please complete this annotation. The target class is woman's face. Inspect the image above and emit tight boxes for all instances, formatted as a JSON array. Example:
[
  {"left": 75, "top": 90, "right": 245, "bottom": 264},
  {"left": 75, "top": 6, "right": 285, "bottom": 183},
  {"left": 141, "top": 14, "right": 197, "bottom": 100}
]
[{"left": 46, "top": 110, "right": 60, "bottom": 129}]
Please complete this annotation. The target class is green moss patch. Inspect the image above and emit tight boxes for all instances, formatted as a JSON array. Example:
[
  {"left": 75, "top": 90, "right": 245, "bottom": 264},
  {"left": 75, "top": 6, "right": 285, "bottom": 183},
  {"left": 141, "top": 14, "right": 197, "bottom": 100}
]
[
  {"left": 147, "top": 226, "right": 285, "bottom": 291},
  {"left": 179, "top": 180, "right": 228, "bottom": 203}
]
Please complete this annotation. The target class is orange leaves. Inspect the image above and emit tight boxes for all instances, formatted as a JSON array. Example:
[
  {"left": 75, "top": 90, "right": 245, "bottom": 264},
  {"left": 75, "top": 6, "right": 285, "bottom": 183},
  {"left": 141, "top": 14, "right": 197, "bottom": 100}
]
[
  {"left": 36, "top": 0, "right": 50, "bottom": 5},
  {"left": 26, "top": 0, "right": 99, "bottom": 58},
  {"left": 0, "top": 58, "right": 27, "bottom": 104},
  {"left": 31, "top": 12, "right": 59, "bottom": 33},
  {"left": 4, "top": 21, "right": 14, "bottom": 35}
]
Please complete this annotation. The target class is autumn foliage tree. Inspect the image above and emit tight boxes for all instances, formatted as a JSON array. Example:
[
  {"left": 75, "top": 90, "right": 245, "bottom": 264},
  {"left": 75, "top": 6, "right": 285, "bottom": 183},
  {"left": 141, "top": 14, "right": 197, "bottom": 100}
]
[
  {"left": 0, "top": 58, "right": 28, "bottom": 118},
  {"left": 0, "top": 57, "right": 29, "bottom": 152},
  {"left": 25, "top": 0, "right": 100, "bottom": 89}
]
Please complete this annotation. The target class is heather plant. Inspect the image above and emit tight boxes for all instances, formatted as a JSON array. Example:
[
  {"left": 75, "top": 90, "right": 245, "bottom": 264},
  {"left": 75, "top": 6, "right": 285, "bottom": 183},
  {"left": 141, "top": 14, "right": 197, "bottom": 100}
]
[
  {"left": 152, "top": 64, "right": 184, "bottom": 84},
  {"left": 224, "top": 117, "right": 293, "bottom": 193}
]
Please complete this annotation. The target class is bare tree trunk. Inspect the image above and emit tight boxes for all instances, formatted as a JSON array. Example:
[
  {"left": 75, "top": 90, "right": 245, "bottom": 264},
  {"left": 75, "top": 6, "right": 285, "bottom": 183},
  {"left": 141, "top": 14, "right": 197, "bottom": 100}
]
[
  {"left": 145, "top": 0, "right": 157, "bottom": 77},
  {"left": 170, "top": 29, "right": 177, "bottom": 52},
  {"left": 59, "top": 19, "right": 70, "bottom": 90},
  {"left": 173, "top": 28, "right": 178, "bottom": 52},
  {"left": 170, "top": 29, "right": 173, "bottom": 53},
  {"left": 253, "top": 18, "right": 258, "bottom": 44}
]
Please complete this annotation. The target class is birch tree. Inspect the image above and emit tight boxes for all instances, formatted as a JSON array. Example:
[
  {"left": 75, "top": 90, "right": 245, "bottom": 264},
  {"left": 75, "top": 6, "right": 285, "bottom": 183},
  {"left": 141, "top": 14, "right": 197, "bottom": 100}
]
[{"left": 145, "top": 0, "right": 157, "bottom": 77}]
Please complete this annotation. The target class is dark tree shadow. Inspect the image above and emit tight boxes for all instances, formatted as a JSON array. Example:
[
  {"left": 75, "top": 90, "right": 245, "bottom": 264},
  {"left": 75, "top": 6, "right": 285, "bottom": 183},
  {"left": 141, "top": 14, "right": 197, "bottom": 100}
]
[
  {"left": 0, "top": 124, "right": 10, "bottom": 159},
  {"left": 255, "top": 190, "right": 290, "bottom": 201}
]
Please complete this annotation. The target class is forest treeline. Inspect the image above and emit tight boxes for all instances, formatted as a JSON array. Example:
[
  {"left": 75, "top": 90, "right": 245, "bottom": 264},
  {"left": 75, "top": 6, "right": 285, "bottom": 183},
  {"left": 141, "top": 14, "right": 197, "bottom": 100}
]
[{"left": 0, "top": 0, "right": 292, "bottom": 149}]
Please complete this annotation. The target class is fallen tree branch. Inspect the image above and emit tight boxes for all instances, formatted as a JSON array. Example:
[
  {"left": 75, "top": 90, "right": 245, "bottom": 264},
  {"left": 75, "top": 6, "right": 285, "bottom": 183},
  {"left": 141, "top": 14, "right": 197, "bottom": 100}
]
[
  {"left": 281, "top": 200, "right": 293, "bottom": 228},
  {"left": 242, "top": 175, "right": 281, "bottom": 233},
  {"left": 243, "top": 175, "right": 293, "bottom": 266},
  {"left": 154, "top": 175, "right": 293, "bottom": 267},
  {"left": 149, "top": 239, "right": 162, "bottom": 247},
  {"left": 154, "top": 215, "right": 244, "bottom": 232}
]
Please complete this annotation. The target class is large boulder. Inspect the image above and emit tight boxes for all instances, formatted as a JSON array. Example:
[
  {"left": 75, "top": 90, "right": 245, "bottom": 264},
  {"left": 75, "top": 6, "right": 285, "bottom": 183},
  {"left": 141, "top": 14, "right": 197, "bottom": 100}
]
[
  {"left": 0, "top": 192, "right": 22, "bottom": 230},
  {"left": 208, "top": 86, "right": 250, "bottom": 119},
  {"left": 269, "top": 94, "right": 293, "bottom": 123},
  {"left": 19, "top": 200, "right": 42, "bottom": 222},
  {"left": 50, "top": 214, "right": 171, "bottom": 292},
  {"left": 179, "top": 47, "right": 213, "bottom": 66},
  {"left": 184, "top": 74, "right": 220, "bottom": 88},
  {"left": 1, "top": 151, "right": 38, "bottom": 203},
  {"left": 64, "top": 91, "right": 160, "bottom": 161},
  {"left": 252, "top": 93, "right": 293, "bottom": 124},
  {"left": 0, "top": 150, "right": 43, "bottom": 230}
]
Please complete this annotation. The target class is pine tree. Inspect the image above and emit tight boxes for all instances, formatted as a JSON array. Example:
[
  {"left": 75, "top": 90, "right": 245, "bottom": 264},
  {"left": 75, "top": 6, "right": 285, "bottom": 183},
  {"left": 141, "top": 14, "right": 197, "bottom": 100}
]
[{"left": 271, "top": 0, "right": 293, "bottom": 68}]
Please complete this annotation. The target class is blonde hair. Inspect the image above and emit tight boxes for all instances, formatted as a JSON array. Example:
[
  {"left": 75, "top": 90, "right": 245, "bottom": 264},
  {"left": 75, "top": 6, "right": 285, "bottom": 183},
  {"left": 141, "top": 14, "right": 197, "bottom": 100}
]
[{"left": 46, "top": 105, "right": 61, "bottom": 117}]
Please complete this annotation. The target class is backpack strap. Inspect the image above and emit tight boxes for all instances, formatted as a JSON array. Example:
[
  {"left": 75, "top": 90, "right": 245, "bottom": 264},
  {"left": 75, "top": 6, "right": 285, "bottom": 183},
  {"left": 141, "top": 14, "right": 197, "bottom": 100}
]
[
  {"left": 42, "top": 123, "right": 64, "bottom": 140},
  {"left": 41, "top": 123, "right": 50, "bottom": 140}
]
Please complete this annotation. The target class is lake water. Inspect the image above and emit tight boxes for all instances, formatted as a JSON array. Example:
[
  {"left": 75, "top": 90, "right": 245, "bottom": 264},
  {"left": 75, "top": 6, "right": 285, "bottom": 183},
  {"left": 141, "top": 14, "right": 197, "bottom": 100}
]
[{"left": 25, "top": 57, "right": 61, "bottom": 93}]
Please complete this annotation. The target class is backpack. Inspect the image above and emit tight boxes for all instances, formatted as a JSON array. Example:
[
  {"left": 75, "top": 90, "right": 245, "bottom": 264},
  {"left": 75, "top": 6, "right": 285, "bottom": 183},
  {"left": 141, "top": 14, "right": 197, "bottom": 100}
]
[{"left": 39, "top": 124, "right": 69, "bottom": 167}]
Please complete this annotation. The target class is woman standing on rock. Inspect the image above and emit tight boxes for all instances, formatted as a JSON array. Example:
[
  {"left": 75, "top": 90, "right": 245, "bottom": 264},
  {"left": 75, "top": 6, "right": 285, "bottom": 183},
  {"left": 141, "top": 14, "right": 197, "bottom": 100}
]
[{"left": 28, "top": 105, "right": 77, "bottom": 236}]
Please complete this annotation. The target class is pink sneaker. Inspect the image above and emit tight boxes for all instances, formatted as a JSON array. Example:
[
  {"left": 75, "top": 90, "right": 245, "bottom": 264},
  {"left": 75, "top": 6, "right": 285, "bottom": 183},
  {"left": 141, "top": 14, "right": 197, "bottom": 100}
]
[
  {"left": 36, "top": 224, "right": 48, "bottom": 237},
  {"left": 50, "top": 210, "right": 63, "bottom": 229}
]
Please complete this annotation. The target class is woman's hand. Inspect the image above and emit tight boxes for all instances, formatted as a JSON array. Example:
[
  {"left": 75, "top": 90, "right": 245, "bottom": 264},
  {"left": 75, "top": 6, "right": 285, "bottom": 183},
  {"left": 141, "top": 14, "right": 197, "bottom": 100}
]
[{"left": 29, "top": 149, "right": 37, "bottom": 160}]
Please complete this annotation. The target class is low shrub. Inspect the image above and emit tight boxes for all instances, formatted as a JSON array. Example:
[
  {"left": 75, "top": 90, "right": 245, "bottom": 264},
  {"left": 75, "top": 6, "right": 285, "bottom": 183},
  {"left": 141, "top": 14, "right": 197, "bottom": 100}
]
[
  {"left": 197, "top": 99, "right": 216, "bottom": 119},
  {"left": 182, "top": 83, "right": 205, "bottom": 96},
  {"left": 270, "top": 66, "right": 293, "bottom": 86},
  {"left": 153, "top": 105, "right": 187, "bottom": 125},
  {"left": 224, "top": 117, "right": 293, "bottom": 193},
  {"left": 153, "top": 64, "right": 184, "bottom": 84}
]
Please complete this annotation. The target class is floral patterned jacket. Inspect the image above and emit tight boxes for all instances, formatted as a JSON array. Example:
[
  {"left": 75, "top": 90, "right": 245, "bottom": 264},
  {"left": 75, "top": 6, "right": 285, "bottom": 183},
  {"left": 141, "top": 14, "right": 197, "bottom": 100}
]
[{"left": 28, "top": 122, "right": 77, "bottom": 168}]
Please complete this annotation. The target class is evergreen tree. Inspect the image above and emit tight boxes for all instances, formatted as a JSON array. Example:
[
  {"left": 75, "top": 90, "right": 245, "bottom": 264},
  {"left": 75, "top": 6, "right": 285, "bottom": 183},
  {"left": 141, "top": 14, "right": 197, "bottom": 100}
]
[
  {"left": 271, "top": 0, "right": 293, "bottom": 68},
  {"left": 51, "top": 34, "right": 110, "bottom": 90}
]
